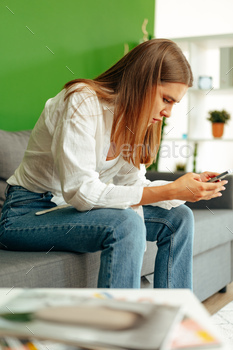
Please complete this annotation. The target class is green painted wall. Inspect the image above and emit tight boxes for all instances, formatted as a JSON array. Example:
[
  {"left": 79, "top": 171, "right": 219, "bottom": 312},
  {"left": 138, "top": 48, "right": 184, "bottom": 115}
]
[{"left": 0, "top": 0, "right": 155, "bottom": 131}]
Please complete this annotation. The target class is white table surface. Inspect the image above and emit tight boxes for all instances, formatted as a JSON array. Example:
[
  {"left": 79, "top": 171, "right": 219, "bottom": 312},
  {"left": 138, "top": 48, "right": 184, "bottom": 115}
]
[{"left": 0, "top": 288, "right": 230, "bottom": 350}]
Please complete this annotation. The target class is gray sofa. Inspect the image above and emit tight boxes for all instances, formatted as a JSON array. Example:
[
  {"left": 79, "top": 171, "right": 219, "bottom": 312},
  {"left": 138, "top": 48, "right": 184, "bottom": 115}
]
[{"left": 1, "top": 129, "right": 233, "bottom": 301}]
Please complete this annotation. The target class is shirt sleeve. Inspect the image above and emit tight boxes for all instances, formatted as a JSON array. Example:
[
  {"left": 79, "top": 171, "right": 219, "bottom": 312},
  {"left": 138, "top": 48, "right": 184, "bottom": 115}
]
[
  {"left": 113, "top": 162, "right": 151, "bottom": 187},
  {"left": 50, "top": 89, "right": 143, "bottom": 211},
  {"left": 113, "top": 163, "right": 186, "bottom": 210}
]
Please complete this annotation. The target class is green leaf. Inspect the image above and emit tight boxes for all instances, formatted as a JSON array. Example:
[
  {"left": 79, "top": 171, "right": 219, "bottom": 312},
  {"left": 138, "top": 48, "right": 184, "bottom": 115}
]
[{"left": 0, "top": 312, "right": 33, "bottom": 322}]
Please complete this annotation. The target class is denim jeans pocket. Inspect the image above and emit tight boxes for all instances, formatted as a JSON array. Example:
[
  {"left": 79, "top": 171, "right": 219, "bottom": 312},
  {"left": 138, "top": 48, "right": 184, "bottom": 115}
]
[
  {"left": 3, "top": 186, "right": 54, "bottom": 219},
  {"left": 10, "top": 190, "right": 51, "bottom": 207}
]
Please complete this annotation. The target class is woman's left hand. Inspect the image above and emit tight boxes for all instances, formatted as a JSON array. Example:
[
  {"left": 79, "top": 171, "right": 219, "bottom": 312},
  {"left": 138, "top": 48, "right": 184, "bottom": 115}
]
[{"left": 199, "top": 171, "right": 220, "bottom": 182}]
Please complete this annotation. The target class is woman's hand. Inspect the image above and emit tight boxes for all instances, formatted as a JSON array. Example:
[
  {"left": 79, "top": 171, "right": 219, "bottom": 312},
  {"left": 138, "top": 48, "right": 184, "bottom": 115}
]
[
  {"left": 134, "top": 171, "right": 227, "bottom": 207},
  {"left": 198, "top": 171, "right": 220, "bottom": 183},
  {"left": 170, "top": 172, "right": 228, "bottom": 202}
]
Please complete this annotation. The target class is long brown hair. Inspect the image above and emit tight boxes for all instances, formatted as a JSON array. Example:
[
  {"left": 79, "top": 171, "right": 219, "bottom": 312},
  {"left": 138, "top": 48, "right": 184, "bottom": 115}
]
[{"left": 64, "top": 39, "right": 193, "bottom": 168}]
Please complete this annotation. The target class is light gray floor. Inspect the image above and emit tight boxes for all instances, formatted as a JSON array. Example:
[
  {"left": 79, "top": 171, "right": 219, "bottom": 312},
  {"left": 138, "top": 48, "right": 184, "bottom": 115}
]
[{"left": 211, "top": 301, "right": 233, "bottom": 347}]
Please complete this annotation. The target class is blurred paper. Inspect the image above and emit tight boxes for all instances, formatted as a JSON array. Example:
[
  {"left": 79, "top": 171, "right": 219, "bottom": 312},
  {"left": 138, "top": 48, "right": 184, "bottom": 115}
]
[{"left": 0, "top": 290, "right": 183, "bottom": 350}]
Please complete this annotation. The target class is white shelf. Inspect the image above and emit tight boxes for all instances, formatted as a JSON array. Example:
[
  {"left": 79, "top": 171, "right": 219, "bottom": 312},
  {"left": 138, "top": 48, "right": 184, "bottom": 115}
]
[
  {"left": 189, "top": 138, "right": 233, "bottom": 142},
  {"left": 173, "top": 33, "right": 233, "bottom": 49},
  {"left": 158, "top": 34, "right": 233, "bottom": 173},
  {"left": 163, "top": 138, "right": 233, "bottom": 142},
  {"left": 189, "top": 87, "right": 233, "bottom": 94}
]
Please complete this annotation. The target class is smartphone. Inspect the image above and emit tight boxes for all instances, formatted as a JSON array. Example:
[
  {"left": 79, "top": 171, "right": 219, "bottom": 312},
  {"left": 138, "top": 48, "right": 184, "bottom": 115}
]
[{"left": 208, "top": 169, "right": 233, "bottom": 183}]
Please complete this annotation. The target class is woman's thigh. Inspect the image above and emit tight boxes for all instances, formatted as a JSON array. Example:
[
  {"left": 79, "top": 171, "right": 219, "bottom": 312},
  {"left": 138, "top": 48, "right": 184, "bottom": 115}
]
[{"left": 0, "top": 186, "right": 145, "bottom": 253}]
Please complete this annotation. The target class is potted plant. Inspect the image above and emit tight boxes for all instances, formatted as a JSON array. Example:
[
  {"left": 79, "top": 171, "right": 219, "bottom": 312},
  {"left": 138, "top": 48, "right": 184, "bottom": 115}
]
[
  {"left": 207, "top": 109, "right": 230, "bottom": 138},
  {"left": 175, "top": 163, "right": 186, "bottom": 172}
]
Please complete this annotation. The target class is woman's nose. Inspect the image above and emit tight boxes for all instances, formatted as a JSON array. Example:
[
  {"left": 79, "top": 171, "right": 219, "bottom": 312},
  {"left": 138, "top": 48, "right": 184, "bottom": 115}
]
[{"left": 161, "top": 109, "right": 171, "bottom": 118}]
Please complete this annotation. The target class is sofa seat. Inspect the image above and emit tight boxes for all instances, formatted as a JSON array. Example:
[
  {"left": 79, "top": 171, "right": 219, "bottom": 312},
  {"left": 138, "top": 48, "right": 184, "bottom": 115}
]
[
  {"left": 193, "top": 209, "right": 233, "bottom": 256},
  {"left": 193, "top": 210, "right": 233, "bottom": 301},
  {"left": 0, "top": 244, "right": 158, "bottom": 288},
  {"left": 0, "top": 251, "right": 101, "bottom": 288}
]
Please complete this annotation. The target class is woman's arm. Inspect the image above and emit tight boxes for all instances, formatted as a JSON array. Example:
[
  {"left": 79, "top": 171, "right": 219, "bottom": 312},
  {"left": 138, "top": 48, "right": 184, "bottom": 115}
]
[
  {"left": 113, "top": 163, "right": 151, "bottom": 186},
  {"left": 134, "top": 172, "right": 227, "bottom": 206},
  {"left": 114, "top": 162, "right": 227, "bottom": 207}
]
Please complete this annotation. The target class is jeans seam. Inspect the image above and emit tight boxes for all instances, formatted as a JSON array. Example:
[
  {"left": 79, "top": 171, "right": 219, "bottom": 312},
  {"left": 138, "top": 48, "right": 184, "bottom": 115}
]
[
  {"left": 145, "top": 218, "right": 176, "bottom": 233},
  {"left": 4, "top": 223, "right": 121, "bottom": 231},
  {"left": 168, "top": 232, "right": 175, "bottom": 288},
  {"left": 107, "top": 246, "right": 113, "bottom": 288}
]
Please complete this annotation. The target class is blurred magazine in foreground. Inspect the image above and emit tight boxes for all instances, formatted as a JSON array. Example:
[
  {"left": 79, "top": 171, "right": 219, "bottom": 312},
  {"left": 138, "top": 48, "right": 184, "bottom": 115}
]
[
  {"left": 0, "top": 290, "right": 222, "bottom": 350},
  {"left": 0, "top": 289, "right": 183, "bottom": 350}
]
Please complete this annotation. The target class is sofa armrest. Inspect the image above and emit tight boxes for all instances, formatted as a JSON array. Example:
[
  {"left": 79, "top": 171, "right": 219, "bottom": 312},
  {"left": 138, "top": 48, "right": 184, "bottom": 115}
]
[{"left": 145, "top": 171, "right": 233, "bottom": 210}]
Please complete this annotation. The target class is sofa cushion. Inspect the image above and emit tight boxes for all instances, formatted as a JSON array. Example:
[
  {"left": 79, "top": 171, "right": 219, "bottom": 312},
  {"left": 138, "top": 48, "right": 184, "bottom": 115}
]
[
  {"left": 193, "top": 209, "right": 233, "bottom": 256},
  {"left": 0, "top": 247, "right": 156, "bottom": 287},
  {"left": 0, "top": 130, "right": 31, "bottom": 213},
  {"left": 0, "top": 250, "right": 101, "bottom": 287},
  {"left": 0, "top": 129, "right": 31, "bottom": 180}
]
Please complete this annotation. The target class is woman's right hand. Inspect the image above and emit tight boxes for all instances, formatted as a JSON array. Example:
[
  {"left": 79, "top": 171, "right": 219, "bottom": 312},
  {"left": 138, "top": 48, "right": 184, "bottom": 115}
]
[{"left": 170, "top": 172, "right": 228, "bottom": 202}]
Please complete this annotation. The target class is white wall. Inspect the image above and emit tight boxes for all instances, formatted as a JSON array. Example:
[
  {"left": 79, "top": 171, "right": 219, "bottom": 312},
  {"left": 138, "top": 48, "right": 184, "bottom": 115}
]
[{"left": 155, "top": 0, "right": 233, "bottom": 39}]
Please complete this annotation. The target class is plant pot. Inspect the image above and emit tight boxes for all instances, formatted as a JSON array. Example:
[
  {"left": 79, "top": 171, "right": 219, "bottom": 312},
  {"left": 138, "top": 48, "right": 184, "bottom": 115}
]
[{"left": 212, "top": 123, "right": 224, "bottom": 138}]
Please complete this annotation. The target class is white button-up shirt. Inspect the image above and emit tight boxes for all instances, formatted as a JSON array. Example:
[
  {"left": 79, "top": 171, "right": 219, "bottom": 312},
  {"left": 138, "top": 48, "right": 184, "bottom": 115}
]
[
  {"left": 8, "top": 84, "right": 185, "bottom": 214},
  {"left": 7, "top": 85, "right": 149, "bottom": 211}
]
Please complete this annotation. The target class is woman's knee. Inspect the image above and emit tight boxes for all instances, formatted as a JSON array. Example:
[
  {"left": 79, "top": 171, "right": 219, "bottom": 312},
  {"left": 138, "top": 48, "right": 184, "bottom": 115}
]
[
  {"left": 171, "top": 205, "right": 194, "bottom": 248},
  {"left": 107, "top": 208, "right": 146, "bottom": 251},
  {"left": 174, "top": 204, "right": 194, "bottom": 231},
  {"left": 159, "top": 205, "right": 194, "bottom": 243}
]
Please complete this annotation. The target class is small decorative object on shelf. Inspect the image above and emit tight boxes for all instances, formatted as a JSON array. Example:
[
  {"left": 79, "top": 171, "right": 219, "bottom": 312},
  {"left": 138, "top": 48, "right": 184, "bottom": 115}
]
[
  {"left": 198, "top": 76, "right": 213, "bottom": 90},
  {"left": 207, "top": 109, "right": 231, "bottom": 138},
  {"left": 175, "top": 163, "right": 186, "bottom": 172}
]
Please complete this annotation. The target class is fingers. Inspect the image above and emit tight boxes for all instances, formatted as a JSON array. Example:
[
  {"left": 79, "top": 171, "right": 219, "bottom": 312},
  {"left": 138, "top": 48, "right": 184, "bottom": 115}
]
[
  {"left": 203, "top": 171, "right": 220, "bottom": 177},
  {"left": 199, "top": 171, "right": 220, "bottom": 182},
  {"left": 172, "top": 173, "right": 228, "bottom": 202},
  {"left": 203, "top": 191, "right": 223, "bottom": 200},
  {"left": 201, "top": 180, "right": 227, "bottom": 200},
  {"left": 187, "top": 179, "right": 228, "bottom": 202},
  {"left": 204, "top": 180, "right": 228, "bottom": 192}
]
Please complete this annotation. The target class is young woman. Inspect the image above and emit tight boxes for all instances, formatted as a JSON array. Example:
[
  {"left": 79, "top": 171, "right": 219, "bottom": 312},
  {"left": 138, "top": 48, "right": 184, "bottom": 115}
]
[{"left": 0, "top": 39, "right": 227, "bottom": 289}]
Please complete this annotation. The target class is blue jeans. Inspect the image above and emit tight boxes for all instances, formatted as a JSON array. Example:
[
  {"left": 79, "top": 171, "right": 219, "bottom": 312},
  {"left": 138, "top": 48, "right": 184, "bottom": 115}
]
[{"left": 0, "top": 185, "right": 194, "bottom": 289}]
